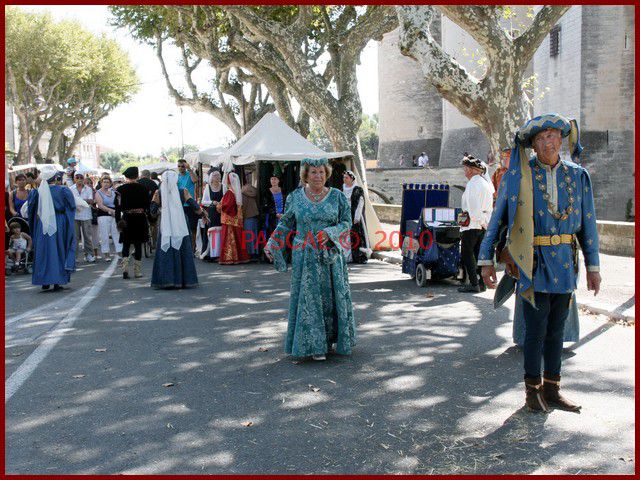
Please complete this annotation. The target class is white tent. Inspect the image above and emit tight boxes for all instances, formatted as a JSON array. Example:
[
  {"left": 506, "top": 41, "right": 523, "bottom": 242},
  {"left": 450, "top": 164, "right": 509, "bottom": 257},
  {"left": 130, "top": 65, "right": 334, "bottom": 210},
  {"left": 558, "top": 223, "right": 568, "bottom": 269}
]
[
  {"left": 215, "top": 113, "right": 352, "bottom": 166},
  {"left": 214, "top": 112, "right": 385, "bottom": 251},
  {"left": 9, "top": 162, "right": 64, "bottom": 174},
  {"left": 138, "top": 161, "right": 176, "bottom": 174},
  {"left": 185, "top": 146, "right": 225, "bottom": 167}
]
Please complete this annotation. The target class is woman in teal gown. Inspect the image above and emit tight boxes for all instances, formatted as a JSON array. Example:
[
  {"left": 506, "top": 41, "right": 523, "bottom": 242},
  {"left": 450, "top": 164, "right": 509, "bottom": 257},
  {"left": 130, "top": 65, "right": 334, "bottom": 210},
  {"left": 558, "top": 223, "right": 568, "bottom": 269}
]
[{"left": 265, "top": 158, "right": 356, "bottom": 360}]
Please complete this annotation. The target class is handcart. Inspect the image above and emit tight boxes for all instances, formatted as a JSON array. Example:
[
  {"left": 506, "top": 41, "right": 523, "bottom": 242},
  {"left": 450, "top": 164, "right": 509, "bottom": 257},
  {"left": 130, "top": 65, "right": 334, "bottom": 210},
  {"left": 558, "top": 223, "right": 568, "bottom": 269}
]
[{"left": 399, "top": 183, "right": 464, "bottom": 287}]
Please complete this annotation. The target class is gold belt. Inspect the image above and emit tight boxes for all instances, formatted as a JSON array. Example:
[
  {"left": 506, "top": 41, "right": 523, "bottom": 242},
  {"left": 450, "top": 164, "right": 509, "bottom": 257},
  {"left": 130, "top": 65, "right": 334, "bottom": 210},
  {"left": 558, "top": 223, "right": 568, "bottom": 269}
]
[{"left": 533, "top": 234, "right": 575, "bottom": 247}]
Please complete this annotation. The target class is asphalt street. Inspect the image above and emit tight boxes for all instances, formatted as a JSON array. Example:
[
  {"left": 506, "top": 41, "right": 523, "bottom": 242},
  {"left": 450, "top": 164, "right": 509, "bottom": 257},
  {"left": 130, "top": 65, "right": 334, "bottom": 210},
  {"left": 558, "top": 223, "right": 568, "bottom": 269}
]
[{"left": 4, "top": 256, "right": 635, "bottom": 474}]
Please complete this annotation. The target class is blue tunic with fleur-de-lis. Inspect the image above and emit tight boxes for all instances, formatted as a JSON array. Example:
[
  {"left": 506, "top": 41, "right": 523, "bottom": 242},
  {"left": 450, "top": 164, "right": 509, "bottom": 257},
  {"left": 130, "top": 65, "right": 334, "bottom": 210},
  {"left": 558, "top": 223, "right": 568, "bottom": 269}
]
[{"left": 479, "top": 156, "right": 600, "bottom": 293}]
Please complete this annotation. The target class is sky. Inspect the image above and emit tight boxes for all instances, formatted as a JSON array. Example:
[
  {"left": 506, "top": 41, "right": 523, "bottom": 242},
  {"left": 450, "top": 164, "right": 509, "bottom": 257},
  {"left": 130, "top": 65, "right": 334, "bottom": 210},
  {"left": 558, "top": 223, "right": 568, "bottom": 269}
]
[{"left": 19, "top": 5, "right": 380, "bottom": 157}]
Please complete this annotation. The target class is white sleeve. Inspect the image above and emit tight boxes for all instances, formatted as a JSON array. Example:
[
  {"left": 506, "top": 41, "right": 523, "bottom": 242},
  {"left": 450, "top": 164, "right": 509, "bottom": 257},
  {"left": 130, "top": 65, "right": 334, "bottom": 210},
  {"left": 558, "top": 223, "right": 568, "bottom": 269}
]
[
  {"left": 466, "top": 180, "right": 484, "bottom": 222},
  {"left": 354, "top": 196, "right": 364, "bottom": 223}
]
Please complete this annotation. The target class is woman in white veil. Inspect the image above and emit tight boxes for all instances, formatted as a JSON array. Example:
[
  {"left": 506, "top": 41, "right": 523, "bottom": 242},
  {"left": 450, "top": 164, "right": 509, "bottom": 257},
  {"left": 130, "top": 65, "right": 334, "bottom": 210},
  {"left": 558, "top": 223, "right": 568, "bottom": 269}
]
[
  {"left": 27, "top": 170, "right": 77, "bottom": 291},
  {"left": 149, "top": 170, "right": 207, "bottom": 289}
]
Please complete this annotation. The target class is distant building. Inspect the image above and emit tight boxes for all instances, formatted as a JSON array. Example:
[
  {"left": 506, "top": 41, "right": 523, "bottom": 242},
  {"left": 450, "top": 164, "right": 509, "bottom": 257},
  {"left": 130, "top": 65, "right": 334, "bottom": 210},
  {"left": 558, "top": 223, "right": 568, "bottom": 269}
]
[{"left": 377, "top": 5, "right": 635, "bottom": 220}]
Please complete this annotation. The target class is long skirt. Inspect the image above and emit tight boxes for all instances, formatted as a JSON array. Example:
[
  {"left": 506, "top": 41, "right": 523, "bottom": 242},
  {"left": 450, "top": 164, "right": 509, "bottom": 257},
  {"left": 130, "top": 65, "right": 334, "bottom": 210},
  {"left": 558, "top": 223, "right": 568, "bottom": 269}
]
[
  {"left": 151, "top": 234, "right": 198, "bottom": 289},
  {"left": 219, "top": 224, "right": 250, "bottom": 265},
  {"left": 282, "top": 243, "right": 357, "bottom": 357}
]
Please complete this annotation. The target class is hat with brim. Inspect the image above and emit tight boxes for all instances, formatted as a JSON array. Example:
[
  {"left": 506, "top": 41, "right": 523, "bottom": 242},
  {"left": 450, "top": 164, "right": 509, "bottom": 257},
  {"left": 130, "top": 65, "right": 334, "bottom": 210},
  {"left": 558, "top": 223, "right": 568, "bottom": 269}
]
[
  {"left": 517, "top": 113, "right": 570, "bottom": 146},
  {"left": 123, "top": 166, "right": 139, "bottom": 179}
]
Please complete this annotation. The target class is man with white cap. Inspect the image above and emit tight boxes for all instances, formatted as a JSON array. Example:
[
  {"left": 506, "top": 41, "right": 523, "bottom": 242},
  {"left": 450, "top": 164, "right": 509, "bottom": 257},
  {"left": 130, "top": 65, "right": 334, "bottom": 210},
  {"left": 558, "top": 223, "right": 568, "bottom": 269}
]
[{"left": 27, "top": 170, "right": 76, "bottom": 291}]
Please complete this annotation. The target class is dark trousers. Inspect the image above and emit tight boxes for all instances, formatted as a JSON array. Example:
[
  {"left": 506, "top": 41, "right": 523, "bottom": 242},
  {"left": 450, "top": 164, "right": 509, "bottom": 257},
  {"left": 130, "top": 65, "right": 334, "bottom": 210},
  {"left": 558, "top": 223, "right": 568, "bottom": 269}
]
[
  {"left": 522, "top": 292, "right": 572, "bottom": 379},
  {"left": 122, "top": 242, "right": 142, "bottom": 261},
  {"left": 461, "top": 229, "right": 485, "bottom": 286}
]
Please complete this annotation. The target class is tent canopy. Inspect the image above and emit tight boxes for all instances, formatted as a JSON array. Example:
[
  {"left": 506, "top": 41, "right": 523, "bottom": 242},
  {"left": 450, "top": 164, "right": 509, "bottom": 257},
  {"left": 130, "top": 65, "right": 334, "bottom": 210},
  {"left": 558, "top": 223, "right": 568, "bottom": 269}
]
[
  {"left": 9, "top": 162, "right": 64, "bottom": 173},
  {"left": 215, "top": 113, "right": 352, "bottom": 167},
  {"left": 138, "top": 161, "right": 176, "bottom": 174},
  {"left": 185, "top": 146, "right": 225, "bottom": 167}
]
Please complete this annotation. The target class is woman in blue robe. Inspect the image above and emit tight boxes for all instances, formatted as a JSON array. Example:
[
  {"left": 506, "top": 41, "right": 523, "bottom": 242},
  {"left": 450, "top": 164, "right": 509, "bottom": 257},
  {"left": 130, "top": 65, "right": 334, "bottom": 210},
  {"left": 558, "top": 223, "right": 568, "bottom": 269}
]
[
  {"left": 27, "top": 171, "right": 76, "bottom": 290},
  {"left": 150, "top": 170, "right": 207, "bottom": 289},
  {"left": 265, "top": 158, "right": 356, "bottom": 361}
]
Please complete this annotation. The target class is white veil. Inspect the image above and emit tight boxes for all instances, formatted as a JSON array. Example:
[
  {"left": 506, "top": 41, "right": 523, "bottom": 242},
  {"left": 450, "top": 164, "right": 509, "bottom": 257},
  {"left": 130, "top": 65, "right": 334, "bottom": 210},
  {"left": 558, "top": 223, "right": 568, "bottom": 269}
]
[{"left": 159, "top": 170, "right": 189, "bottom": 252}]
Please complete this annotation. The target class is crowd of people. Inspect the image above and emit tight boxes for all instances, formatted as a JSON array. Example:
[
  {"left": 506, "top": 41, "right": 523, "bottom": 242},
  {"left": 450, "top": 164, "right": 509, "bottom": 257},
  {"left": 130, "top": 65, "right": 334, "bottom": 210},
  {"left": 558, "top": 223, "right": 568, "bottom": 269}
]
[{"left": 7, "top": 113, "right": 603, "bottom": 413}]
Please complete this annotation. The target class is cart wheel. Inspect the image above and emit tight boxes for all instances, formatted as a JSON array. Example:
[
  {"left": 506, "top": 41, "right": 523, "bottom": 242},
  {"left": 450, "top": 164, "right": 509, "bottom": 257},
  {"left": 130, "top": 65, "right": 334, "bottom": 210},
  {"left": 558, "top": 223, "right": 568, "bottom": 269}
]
[{"left": 415, "top": 263, "right": 428, "bottom": 287}]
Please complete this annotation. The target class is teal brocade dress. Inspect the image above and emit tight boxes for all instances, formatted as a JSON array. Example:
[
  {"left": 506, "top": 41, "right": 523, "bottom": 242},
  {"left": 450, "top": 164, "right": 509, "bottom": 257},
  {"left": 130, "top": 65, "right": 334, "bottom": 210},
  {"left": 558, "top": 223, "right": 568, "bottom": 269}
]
[{"left": 267, "top": 187, "right": 357, "bottom": 357}]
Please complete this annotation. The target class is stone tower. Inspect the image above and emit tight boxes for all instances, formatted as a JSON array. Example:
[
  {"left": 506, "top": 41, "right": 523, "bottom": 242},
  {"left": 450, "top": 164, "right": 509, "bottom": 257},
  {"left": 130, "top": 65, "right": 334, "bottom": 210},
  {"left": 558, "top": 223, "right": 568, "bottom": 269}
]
[{"left": 377, "top": 15, "right": 442, "bottom": 168}]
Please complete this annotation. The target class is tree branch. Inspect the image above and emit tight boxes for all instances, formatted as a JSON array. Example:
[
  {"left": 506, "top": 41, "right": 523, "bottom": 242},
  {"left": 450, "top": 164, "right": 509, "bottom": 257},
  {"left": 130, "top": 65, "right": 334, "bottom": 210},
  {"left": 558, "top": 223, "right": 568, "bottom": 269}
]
[
  {"left": 515, "top": 5, "right": 570, "bottom": 66},
  {"left": 397, "top": 5, "right": 483, "bottom": 118},
  {"left": 437, "top": 5, "right": 510, "bottom": 60}
]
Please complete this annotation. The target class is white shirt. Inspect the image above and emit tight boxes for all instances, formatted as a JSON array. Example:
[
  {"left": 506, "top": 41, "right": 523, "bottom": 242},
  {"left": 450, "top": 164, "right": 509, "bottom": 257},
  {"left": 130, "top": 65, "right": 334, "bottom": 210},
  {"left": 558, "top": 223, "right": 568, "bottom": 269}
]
[
  {"left": 460, "top": 174, "right": 494, "bottom": 232},
  {"left": 72, "top": 185, "right": 94, "bottom": 221},
  {"left": 418, "top": 154, "right": 429, "bottom": 167}
]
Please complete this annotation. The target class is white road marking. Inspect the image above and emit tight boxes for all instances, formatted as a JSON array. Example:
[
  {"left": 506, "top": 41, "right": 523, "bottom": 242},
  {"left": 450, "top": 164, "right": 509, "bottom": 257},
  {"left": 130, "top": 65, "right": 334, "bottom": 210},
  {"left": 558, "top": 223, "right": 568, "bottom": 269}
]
[
  {"left": 5, "top": 258, "right": 118, "bottom": 402},
  {"left": 5, "top": 285, "right": 92, "bottom": 326}
]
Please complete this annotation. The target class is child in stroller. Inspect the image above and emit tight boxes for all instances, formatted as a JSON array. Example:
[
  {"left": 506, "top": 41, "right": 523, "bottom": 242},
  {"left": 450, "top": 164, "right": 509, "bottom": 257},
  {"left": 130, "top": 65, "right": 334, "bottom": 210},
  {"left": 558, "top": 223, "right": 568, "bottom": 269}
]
[{"left": 5, "top": 218, "right": 33, "bottom": 275}]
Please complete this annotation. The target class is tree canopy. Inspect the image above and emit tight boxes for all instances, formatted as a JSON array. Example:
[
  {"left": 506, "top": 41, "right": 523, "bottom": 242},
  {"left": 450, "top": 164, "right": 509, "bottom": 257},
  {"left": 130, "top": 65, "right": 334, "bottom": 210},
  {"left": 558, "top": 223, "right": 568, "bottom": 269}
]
[
  {"left": 6, "top": 7, "right": 139, "bottom": 164},
  {"left": 110, "top": 5, "right": 396, "bottom": 176},
  {"left": 396, "top": 5, "right": 569, "bottom": 156}
]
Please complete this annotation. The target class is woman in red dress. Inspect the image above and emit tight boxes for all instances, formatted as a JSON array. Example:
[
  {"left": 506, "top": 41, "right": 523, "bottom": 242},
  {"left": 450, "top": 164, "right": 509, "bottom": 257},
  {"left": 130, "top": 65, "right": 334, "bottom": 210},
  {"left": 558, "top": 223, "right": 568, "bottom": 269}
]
[{"left": 218, "top": 172, "right": 250, "bottom": 265}]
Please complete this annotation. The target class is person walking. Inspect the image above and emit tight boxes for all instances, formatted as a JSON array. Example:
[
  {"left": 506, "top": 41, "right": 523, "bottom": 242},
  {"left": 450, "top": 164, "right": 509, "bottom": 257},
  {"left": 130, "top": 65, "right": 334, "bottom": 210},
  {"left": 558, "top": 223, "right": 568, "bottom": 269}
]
[
  {"left": 479, "top": 114, "right": 601, "bottom": 413},
  {"left": 115, "top": 167, "right": 150, "bottom": 279},
  {"left": 458, "top": 154, "right": 494, "bottom": 292},
  {"left": 264, "top": 158, "right": 356, "bottom": 361}
]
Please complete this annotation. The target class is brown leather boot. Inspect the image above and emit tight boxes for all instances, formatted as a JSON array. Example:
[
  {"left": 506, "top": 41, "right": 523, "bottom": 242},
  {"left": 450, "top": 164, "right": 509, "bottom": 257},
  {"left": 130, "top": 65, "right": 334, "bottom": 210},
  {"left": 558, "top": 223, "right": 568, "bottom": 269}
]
[
  {"left": 121, "top": 257, "right": 130, "bottom": 279},
  {"left": 543, "top": 373, "right": 581, "bottom": 412},
  {"left": 525, "top": 377, "right": 550, "bottom": 413}
]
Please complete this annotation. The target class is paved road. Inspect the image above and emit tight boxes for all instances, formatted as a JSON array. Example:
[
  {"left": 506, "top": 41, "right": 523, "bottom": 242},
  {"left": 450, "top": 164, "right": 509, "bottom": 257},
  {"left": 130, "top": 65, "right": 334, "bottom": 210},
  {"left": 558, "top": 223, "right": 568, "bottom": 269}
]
[{"left": 4, "top": 257, "right": 635, "bottom": 473}]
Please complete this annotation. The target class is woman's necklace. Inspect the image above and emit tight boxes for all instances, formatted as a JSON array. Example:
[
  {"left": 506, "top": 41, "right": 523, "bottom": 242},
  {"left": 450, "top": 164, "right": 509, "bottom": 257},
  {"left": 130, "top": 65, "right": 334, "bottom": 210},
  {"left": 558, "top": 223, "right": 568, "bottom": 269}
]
[{"left": 307, "top": 186, "right": 327, "bottom": 202}]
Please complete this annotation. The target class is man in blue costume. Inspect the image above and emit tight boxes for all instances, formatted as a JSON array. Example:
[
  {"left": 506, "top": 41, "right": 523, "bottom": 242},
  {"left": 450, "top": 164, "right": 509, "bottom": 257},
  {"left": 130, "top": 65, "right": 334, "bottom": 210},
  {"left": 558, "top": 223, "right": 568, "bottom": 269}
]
[
  {"left": 479, "top": 114, "right": 601, "bottom": 413},
  {"left": 27, "top": 170, "right": 76, "bottom": 291}
]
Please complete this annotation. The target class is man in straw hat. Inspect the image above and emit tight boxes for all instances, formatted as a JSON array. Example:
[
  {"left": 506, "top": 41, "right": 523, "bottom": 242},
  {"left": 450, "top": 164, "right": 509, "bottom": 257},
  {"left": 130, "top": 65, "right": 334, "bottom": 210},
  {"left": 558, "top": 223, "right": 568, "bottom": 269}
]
[{"left": 478, "top": 113, "right": 601, "bottom": 413}]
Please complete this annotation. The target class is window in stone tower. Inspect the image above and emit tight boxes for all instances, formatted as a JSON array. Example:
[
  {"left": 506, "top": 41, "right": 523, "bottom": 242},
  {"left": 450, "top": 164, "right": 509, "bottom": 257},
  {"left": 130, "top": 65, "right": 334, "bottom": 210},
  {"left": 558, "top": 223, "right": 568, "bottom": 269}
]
[{"left": 550, "top": 25, "right": 561, "bottom": 57}]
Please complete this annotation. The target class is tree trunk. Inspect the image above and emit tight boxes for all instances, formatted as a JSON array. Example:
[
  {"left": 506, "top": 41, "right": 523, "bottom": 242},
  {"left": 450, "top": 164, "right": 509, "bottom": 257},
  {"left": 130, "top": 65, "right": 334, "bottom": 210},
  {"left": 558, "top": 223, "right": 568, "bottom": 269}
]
[
  {"left": 396, "top": 5, "right": 569, "bottom": 160},
  {"left": 14, "top": 110, "right": 31, "bottom": 165},
  {"left": 46, "top": 131, "right": 61, "bottom": 161}
]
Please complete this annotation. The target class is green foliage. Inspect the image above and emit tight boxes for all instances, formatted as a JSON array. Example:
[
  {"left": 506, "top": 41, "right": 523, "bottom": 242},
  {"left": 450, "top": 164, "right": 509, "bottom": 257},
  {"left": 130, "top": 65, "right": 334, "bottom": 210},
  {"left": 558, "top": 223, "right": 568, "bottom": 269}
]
[
  {"left": 309, "top": 113, "right": 379, "bottom": 159},
  {"left": 99, "top": 152, "right": 124, "bottom": 172},
  {"left": 6, "top": 7, "right": 139, "bottom": 161},
  {"left": 358, "top": 113, "right": 379, "bottom": 160},
  {"left": 160, "top": 145, "right": 200, "bottom": 163}
]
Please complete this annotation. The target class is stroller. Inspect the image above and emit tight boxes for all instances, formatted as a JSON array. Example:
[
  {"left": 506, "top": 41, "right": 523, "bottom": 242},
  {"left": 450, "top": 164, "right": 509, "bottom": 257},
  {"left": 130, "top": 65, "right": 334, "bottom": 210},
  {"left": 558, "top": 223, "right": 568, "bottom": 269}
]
[{"left": 5, "top": 216, "right": 34, "bottom": 276}]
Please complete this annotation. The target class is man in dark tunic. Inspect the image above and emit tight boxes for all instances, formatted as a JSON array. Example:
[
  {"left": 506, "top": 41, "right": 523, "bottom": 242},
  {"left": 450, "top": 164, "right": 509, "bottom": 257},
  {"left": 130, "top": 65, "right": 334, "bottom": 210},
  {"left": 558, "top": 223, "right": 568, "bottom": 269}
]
[
  {"left": 138, "top": 169, "right": 160, "bottom": 252},
  {"left": 116, "top": 167, "right": 150, "bottom": 279}
]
